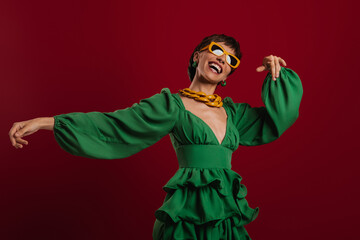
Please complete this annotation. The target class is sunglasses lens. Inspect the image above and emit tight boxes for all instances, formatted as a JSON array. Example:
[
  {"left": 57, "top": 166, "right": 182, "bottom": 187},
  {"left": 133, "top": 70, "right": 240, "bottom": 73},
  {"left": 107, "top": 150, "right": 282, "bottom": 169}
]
[
  {"left": 227, "top": 55, "right": 238, "bottom": 67},
  {"left": 211, "top": 44, "right": 224, "bottom": 56}
]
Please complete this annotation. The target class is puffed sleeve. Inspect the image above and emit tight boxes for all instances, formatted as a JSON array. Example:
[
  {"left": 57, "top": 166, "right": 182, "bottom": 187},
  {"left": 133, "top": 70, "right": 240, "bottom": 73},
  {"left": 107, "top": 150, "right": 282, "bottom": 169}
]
[
  {"left": 231, "top": 67, "right": 303, "bottom": 146},
  {"left": 53, "top": 88, "right": 179, "bottom": 159}
]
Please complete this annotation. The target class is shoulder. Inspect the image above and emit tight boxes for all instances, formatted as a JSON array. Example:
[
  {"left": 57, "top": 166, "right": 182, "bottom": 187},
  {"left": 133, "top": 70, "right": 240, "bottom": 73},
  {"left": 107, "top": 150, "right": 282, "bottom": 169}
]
[
  {"left": 160, "top": 87, "right": 172, "bottom": 94},
  {"left": 154, "top": 88, "right": 181, "bottom": 112},
  {"left": 133, "top": 87, "right": 175, "bottom": 108},
  {"left": 160, "top": 87, "right": 179, "bottom": 101},
  {"left": 159, "top": 88, "right": 184, "bottom": 109},
  {"left": 129, "top": 88, "right": 180, "bottom": 118},
  {"left": 143, "top": 87, "right": 173, "bottom": 99}
]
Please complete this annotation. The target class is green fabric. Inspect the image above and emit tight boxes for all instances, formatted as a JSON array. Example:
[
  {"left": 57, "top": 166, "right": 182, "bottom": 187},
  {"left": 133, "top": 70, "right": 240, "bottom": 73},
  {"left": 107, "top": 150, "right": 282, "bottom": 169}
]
[
  {"left": 176, "top": 145, "right": 233, "bottom": 169},
  {"left": 53, "top": 67, "right": 303, "bottom": 239}
]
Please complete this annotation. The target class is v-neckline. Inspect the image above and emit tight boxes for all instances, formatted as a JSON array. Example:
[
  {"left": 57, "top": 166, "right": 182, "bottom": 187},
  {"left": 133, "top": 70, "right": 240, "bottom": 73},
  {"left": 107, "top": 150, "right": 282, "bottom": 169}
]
[{"left": 174, "top": 93, "right": 229, "bottom": 146}]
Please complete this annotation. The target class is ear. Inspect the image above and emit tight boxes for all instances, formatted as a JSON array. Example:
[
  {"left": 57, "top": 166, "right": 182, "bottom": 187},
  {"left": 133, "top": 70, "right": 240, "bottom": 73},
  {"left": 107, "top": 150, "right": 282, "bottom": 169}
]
[{"left": 193, "top": 51, "right": 200, "bottom": 62}]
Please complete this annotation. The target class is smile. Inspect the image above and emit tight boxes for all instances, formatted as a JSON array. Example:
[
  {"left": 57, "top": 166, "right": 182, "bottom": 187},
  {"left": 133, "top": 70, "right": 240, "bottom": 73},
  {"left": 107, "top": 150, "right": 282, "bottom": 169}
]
[{"left": 208, "top": 62, "right": 222, "bottom": 74}]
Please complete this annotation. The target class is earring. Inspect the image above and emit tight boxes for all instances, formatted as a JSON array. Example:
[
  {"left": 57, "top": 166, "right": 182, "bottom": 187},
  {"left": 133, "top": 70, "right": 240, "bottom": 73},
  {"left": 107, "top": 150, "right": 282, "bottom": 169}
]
[
  {"left": 220, "top": 80, "right": 227, "bottom": 87},
  {"left": 192, "top": 61, "right": 198, "bottom": 68}
]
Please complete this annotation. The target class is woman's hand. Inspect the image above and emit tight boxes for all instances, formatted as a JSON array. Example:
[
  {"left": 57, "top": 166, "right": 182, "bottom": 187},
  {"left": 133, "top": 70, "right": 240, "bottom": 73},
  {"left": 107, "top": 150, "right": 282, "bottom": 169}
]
[
  {"left": 256, "top": 55, "right": 287, "bottom": 81},
  {"left": 8, "top": 117, "right": 53, "bottom": 149}
]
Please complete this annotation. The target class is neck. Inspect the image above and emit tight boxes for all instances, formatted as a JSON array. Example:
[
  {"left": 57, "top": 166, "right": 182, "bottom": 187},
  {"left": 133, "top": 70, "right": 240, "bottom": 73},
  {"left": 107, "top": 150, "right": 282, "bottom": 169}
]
[{"left": 188, "top": 75, "right": 219, "bottom": 96}]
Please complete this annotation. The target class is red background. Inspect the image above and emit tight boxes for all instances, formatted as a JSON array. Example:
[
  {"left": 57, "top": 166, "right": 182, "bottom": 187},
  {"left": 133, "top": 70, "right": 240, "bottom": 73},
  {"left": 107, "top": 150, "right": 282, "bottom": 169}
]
[{"left": 1, "top": 0, "right": 359, "bottom": 239}]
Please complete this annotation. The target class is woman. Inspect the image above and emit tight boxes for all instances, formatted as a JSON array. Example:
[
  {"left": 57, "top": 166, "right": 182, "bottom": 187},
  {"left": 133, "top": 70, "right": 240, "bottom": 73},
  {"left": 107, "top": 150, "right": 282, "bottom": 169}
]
[{"left": 9, "top": 34, "right": 303, "bottom": 239}]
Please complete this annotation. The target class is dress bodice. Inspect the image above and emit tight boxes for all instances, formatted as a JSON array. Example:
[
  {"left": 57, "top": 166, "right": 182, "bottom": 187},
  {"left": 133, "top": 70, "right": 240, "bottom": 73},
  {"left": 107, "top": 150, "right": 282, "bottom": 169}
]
[{"left": 169, "top": 93, "right": 240, "bottom": 153}]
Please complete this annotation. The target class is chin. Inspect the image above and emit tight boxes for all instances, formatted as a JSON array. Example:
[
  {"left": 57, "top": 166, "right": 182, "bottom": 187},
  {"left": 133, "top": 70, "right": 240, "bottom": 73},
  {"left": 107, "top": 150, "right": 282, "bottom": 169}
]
[
  {"left": 196, "top": 66, "right": 224, "bottom": 83},
  {"left": 204, "top": 71, "right": 222, "bottom": 83}
]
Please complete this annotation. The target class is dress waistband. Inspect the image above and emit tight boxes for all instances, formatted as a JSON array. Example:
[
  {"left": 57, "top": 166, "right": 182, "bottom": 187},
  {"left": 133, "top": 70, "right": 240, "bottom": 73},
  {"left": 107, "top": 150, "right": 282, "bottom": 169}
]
[{"left": 175, "top": 145, "right": 233, "bottom": 169}]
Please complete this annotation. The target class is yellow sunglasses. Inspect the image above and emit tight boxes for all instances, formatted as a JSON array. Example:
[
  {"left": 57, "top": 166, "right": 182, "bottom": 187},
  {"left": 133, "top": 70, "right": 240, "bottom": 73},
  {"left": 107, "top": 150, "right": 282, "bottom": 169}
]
[{"left": 200, "top": 42, "right": 240, "bottom": 69}]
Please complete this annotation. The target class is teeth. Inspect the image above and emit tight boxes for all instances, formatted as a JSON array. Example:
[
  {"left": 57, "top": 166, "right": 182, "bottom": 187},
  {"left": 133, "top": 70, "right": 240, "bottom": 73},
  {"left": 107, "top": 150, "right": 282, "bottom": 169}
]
[
  {"left": 210, "top": 67, "right": 217, "bottom": 74},
  {"left": 209, "top": 62, "right": 221, "bottom": 73}
]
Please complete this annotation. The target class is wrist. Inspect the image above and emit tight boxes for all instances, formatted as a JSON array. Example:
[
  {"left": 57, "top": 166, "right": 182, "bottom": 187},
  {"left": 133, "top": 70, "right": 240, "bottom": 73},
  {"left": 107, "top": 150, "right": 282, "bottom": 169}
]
[{"left": 38, "top": 117, "right": 55, "bottom": 131}]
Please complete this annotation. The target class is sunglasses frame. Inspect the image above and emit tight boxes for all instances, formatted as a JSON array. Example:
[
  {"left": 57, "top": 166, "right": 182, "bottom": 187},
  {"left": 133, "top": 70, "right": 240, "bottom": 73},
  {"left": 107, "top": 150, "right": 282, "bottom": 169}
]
[{"left": 200, "top": 42, "right": 240, "bottom": 69}]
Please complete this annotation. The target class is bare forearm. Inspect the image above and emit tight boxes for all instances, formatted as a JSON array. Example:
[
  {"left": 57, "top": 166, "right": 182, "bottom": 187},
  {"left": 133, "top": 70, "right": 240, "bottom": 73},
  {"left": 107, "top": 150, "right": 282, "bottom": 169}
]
[{"left": 38, "top": 117, "right": 55, "bottom": 131}]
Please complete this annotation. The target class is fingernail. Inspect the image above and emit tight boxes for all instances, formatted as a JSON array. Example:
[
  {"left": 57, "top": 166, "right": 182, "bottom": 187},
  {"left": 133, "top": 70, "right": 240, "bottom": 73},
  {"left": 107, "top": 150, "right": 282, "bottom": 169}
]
[{"left": 15, "top": 133, "right": 19, "bottom": 136}]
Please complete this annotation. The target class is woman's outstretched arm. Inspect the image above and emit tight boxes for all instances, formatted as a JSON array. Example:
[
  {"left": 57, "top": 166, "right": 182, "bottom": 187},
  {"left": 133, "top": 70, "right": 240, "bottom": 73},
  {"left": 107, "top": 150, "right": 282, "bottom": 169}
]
[{"left": 9, "top": 88, "right": 179, "bottom": 159}]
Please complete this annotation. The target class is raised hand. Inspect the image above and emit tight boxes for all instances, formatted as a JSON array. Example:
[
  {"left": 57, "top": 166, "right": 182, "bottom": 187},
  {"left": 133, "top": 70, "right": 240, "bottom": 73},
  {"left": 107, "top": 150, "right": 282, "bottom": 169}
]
[{"left": 256, "top": 55, "right": 287, "bottom": 81}]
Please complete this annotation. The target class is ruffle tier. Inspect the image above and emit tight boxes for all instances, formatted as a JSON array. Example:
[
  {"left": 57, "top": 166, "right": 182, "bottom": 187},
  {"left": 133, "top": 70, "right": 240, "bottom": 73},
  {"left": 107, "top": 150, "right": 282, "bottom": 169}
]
[
  {"left": 153, "top": 217, "right": 253, "bottom": 240},
  {"left": 154, "top": 168, "right": 259, "bottom": 239}
]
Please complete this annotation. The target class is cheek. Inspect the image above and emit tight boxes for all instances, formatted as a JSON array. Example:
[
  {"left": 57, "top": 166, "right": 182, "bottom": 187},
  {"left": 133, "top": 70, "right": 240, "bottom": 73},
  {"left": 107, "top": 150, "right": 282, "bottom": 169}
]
[
  {"left": 224, "top": 65, "right": 232, "bottom": 75},
  {"left": 199, "top": 59, "right": 209, "bottom": 72}
]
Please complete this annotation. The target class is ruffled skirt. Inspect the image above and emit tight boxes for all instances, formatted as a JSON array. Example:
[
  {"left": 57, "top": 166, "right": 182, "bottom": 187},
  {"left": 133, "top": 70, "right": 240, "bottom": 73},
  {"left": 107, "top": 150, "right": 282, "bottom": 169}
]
[{"left": 153, "top": 167, "right": 259, "bottom": 240}]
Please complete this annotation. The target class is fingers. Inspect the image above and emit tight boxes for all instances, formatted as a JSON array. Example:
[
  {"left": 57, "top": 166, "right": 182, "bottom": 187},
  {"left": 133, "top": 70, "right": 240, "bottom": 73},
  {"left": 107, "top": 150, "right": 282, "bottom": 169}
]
[
  {"left": 256, "top": 66, "right": 265, "bottom": 72},
  {"left": 9, "top": 132, "right": 16, "bottom": 148},
  {"left": 261, "top": 55, "right": 287, "bottom": 81},
  {"left": 259, "top": 55, "right": 287, "bottom": 81},
  {"left": 13, "top": 136, "right": 29, "bottom": 149},
  {"left": 15, "top": 129, "right": 25, "bottom": 138},
  {"left": 18, "top": 139, "right": 28, "bottom": 149},
  {"left": 17, "top": 137, "right": 28, "bottom": 145},
  {"left": 14, "top": 124, "right": 32, "bottom": 138},
  {"left": 270, "top": 56, "right": 276, "bottom": 81},
  {"left": 9, "top": 122, "right": 29, "bottom": 149},
  {"left": 12, "top": 137, "right": 28, "bottom": 149},
  {"left": 279, "top": 58, "right": 287, "bottom": 66},
  {"left": 14, "top": 143, "right": 23, "bottom": 149},
  {"left": 9, "top": 122, "right": 21, "bottom": 148},
  {"left": 275, "top": 57, "right": 281, "bottom": 79},
  {"left": 14, "top": 138, "right": 28, "bottom": 149}
]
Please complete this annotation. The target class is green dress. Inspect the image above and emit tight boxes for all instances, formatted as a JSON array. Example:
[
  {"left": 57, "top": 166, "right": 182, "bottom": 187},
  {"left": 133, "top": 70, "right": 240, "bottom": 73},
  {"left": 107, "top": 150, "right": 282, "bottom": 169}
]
[{"left": 53, "top": 67, "right": 303, "bottom": 240}]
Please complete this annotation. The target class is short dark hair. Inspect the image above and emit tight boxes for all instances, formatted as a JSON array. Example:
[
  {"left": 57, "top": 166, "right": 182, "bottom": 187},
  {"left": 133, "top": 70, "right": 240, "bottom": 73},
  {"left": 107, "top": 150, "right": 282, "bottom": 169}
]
[{"left": 187, "top": 34, "right": 242, "bottom": 83}]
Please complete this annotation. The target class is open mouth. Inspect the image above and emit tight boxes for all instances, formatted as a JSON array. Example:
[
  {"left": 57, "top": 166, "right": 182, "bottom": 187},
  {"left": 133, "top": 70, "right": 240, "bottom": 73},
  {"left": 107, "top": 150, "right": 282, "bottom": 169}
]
[{"left": 208, "top": 62, "right": 222, "bottom": 74}]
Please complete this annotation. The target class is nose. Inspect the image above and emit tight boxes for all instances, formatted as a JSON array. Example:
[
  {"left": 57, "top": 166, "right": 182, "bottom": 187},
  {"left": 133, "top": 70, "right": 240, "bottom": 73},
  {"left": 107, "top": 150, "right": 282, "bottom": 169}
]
[{"left": 216, "top": 56, "right": 226, "bottom": 65}]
